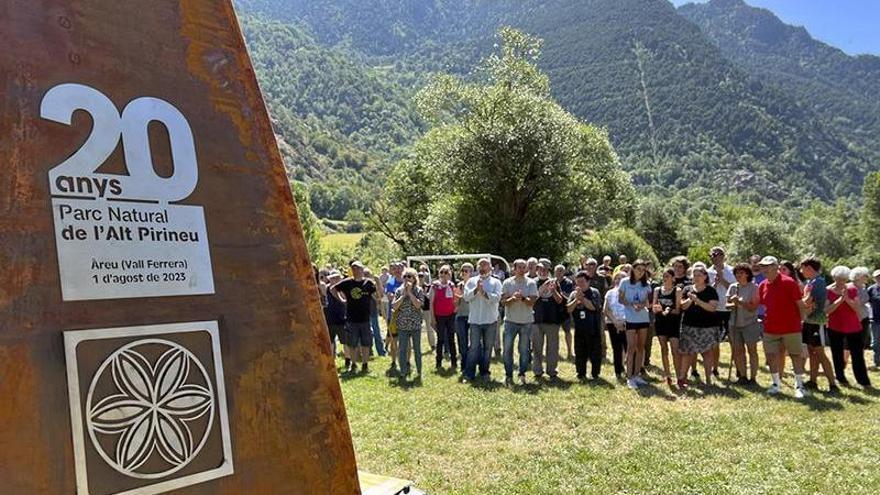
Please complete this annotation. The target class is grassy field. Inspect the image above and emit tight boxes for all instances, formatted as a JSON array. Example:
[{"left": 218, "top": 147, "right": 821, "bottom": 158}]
[
  {"left": 339, "top": 329, "right": 880, "bottom": 494},
  {"left": 322, "top": 232, "right": 364, "bottom": 251}
]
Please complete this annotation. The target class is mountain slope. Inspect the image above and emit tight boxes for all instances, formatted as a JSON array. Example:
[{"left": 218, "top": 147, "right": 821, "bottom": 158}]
[
  {"left": 679, "top": 0, "right": 880, "bottom": 162},
  {"left": 235, "top": 0, "right": 874, "bottom": 203}
]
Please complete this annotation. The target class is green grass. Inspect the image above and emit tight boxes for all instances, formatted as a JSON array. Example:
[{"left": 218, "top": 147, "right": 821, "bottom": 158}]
[
  {"left": 340, "top": 329, "right": 880, "bottom": 494},
  {"left": 322, "top": 232, "right": 364, "bottom": 251}
]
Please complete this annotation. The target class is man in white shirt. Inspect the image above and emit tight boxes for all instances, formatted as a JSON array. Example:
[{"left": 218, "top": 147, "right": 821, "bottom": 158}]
[
  {"left": 464, "top": 257, "right": 503, "bottom": 381},
  {"left": 708, "top": 246, "right": 736, "bottom": 379}
]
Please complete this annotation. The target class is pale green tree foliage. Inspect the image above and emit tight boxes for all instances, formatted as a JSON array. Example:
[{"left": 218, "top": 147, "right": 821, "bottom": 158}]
[
  {"left": 373, "top": 27, "right": 635, "bottom": 260},
  {"left": 291, "top": 181, "right": 323, "bottom": 260}
]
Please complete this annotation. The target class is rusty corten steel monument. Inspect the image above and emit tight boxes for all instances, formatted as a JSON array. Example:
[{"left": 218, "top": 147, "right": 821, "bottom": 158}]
[{"left": 0, "top": 1, "right": 360, "bottom": 493}]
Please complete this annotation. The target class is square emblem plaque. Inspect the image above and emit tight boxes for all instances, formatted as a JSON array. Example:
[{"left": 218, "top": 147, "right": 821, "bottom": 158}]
[{"left": 64, "top": 321, "right": 234, "bottom": 495}]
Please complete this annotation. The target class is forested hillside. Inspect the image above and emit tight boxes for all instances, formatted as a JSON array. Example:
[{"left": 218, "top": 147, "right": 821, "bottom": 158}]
[
  {"left": 679, "top": 0, "right": 880, "bottom": 162},
  {"left": 239, "top": 15, "right": 425, "bottom": 218},
  {"left": 234, "top": 0, "right": 878, "bottom": 218}
]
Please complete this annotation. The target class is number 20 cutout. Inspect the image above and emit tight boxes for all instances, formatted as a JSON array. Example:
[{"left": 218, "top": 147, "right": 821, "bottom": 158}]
[{"left": 41, "top": 83, "right": 199, "bottom": 203}]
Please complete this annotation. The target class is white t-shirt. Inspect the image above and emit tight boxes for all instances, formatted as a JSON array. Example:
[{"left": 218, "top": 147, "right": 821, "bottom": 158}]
[
  {"left": 708, "top": 264, "right": 735, "bottom": 311},
  {"left": 604, "top": 288, "right": 626, "bottom": 324}
]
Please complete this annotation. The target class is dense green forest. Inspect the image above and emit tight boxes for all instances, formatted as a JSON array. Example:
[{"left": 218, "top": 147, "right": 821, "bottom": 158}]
[{"left": 233, "top": 0, "right": 879, "bottom": 265}]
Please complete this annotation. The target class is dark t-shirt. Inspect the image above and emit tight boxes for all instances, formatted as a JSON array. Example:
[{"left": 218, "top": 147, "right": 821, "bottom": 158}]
[
  {"left": 655, "top": 286, "right": 681, "bottom": 332},
  {"left": 334, "top": 278, "right": 376, "bottom": 323},
  {"left": 569, "top": 288, "right": 602, "bottom": 332},
  {"left": 324, "top": 291, "right": 347, "bottom": 325},
  {"left": 587, "top": 274, "right": 610, "bottom": 299},
  {"left": 534, "top": 277, "right": 562, "bottom": 324},
  {"left": 674, "top": 276, "right": 693, "bottom": 289},
  {"left": 681, "top": 285, "right": 719, "bottom": 328},
  {"left": 868, "top": 284, "right": 880, "bottom": 321},
  {"left": 556, "top": 277, "right": 574, "bottom": 321}
]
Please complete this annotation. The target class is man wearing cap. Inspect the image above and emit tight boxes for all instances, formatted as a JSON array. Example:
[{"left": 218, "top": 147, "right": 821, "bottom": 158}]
[
  {"left": 868, "top": 269, "right": 880, "bottom": 368},
  {"left": 757, "top": 256, "right": 808, "bottom": 398},
  {"left": 331, "top": 260, "right": 377, "bottom": 374},
  {"left": 463, "top": 258, "right": 503, "bottom": 381}
]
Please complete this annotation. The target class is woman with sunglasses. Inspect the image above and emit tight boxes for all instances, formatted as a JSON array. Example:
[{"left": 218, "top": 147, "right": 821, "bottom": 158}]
[
  {"left": 393, "top": 268, "right": 426, "bottom": 380},
  {"left": 677, "top": 263, "right": 720, "bottom": 389}
]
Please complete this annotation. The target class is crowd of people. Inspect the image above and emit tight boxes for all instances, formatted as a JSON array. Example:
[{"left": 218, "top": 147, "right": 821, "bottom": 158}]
[{"left": 316, "top": 248, "right": 880, "bottom": 398}]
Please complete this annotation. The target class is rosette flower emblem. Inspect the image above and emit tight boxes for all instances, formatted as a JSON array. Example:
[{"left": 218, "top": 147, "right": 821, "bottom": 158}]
[{"left": 86, "top": 340, "right": 215, "bottom": 479}]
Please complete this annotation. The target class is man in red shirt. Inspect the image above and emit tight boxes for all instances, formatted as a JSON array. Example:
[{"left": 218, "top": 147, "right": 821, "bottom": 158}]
[{"left": 758, "top": 256, "right": 808, "bottom": 398}]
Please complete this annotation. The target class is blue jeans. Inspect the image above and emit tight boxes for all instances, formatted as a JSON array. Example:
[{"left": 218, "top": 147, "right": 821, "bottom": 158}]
[
  {"left": 872, "top": 321, "right": 880, "bottom": 367},
  {"left": 398, "top": 328, "right": 422, "bottom": 376},
  {"left": 466, "top": 322, "right": 497, "bottom": 379},
  {"left": 503, "top": 322, "right": 531, "bottom": 378},
  {"left": 370, "top": 312, "right": 386, "bottom": 356},
  {"left": 455, "top": 316, "right": 470, "bottom": 374}
]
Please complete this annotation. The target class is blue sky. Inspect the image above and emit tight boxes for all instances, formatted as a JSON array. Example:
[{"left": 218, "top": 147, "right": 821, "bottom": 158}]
[{"left": 672, "top": 0, "right": 880, "bottom": 56}]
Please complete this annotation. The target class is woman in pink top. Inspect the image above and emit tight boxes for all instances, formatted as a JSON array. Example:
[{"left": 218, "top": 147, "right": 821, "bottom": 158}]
[
  {"left": 430, "top": 265, "right": 459, "bottom": 370},
  {"left": 826, "top": 266, "right": 872, "bottom": 387}
]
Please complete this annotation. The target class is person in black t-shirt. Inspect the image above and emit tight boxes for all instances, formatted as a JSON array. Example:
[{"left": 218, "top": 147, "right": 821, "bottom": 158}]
[
  {"left": 568, "top": 271, "right": 603, "bottom": 381},
  {"left": 677, "top": 264, "right": 719, "bottom": 389},
  {"left": 331, "top": 260, "right": 377, "bottom": 373},
  {"left": 323, "top": 270, "right": 347, "bottom": 358}
]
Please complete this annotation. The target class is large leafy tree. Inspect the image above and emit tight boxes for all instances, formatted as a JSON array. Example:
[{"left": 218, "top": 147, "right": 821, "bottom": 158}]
[
  {"left": 860, "top": 172, "right": 880, "bottom": 266},
  {"left": 373, "top": 27, "right": 635, "bottom": 260}
]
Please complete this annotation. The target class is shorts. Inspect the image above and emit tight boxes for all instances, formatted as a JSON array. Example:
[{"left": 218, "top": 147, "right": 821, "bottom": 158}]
[
  {"left": 626, "top": 322, "right": 650, "bottom": 331},
  {"left": 679, "top": 324, "right": 720, "bottom": 354},
  {"left": 802, "top": 322, "right": 826, "bottom": 348},
  {"left": 655, "top": 316, "right": 681, "bottom": 339},
  {"left": 764, "top": 332, "right": 803, "bottom": 356},
  {"left": 730, "top": 323, "right": 762, "bottom": 346},
  {"left": 328, "top": 323, "right": 344, "bottom": 345},
  {"left": 345, "top": 321, "right": 372, "bottom": 347}
]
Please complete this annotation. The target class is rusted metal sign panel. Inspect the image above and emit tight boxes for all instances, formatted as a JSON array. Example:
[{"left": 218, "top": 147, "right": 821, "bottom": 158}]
[{"left": 0, "top": 1, "right": 360, "bottom": 493}]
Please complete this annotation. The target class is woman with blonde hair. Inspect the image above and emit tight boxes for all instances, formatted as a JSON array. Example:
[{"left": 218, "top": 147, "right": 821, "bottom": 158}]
[{"left": 393, "top": 268, "right": 426, "bottom": 380}]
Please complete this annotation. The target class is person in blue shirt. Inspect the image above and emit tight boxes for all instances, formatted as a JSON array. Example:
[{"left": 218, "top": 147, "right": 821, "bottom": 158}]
[{"left": 618, "top": 260, "right": 653, "bottom": 389}]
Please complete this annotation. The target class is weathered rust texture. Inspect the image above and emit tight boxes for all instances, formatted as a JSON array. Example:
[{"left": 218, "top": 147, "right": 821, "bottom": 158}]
[{"left": 0, "top": 0, "right": 360, "bottom": 493}]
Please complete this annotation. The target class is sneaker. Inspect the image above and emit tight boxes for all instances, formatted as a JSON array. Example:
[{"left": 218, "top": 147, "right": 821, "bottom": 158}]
[
  {"left": 634, "top": 376, "right": 648, "bottom": 386},
  {"left": 361, "top": 363, "right": 368, "bottom": 373},
  {"left": 627, "top": 378, "right": 639, "bottom": 389},
  {"left": 519, "top": 375, "right": 527, "bottom": 386},
  {"left": 804, "top": 380, "right": 818, "bottom": 390},
  {"left": 794, "top": 386, "right": 807, "bottom": 399},
  {"left": 735, "top": 377, "right": 749, "bottom": 385},
  {"left": 504, "top": 376, "right": 513, "bottom": 386},
  {"left": 677, "top": 379, "right": 689, "bottom": 390},
  {"left": 767, "top": 383, "right": 781, "bottom": 395},
  {"left": 746, "top": 378, "right": 757, "bottom": 386},
  {"left": 828, "top": 384, "right": 841, "bottom": 394},
  {"left": 839, "top": 378, "right": 852, "bottom": 387}
]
